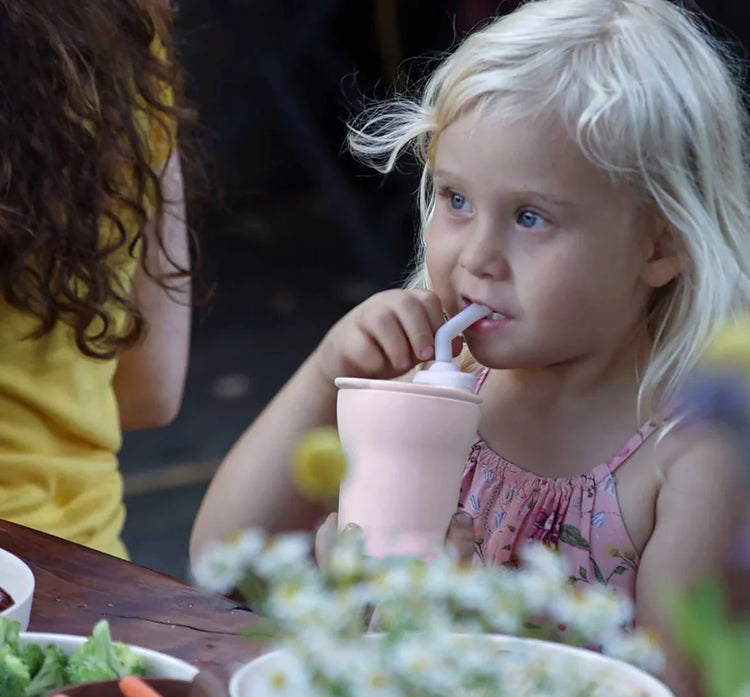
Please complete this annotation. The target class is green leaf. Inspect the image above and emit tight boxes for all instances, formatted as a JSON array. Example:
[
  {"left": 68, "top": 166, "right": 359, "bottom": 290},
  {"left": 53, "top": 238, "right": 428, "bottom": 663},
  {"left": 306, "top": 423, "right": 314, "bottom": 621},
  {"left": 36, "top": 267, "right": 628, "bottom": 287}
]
[
  {"left": 612, "top": 565, "right": 627, "bottom": 575},
  {"left": 236, "top": 571, "right": 268, "bottom": 608},
  {"left": 591, "top": 557, "right": 605, "bottom": 585},
  {"left": 560, "top": 525, "right": 589, "bottom": 550},
  {"left": 243, "top": 617, "right": 282, "bottom": 642},
  {"left": 579, "top": 566, "right": 588, "bottom": 582},
  {"left": 700, "top": 631, "right": 750, "bottom": 697},
  {"left": 668, "top": 579, "right": 726, "bottom": 658}
]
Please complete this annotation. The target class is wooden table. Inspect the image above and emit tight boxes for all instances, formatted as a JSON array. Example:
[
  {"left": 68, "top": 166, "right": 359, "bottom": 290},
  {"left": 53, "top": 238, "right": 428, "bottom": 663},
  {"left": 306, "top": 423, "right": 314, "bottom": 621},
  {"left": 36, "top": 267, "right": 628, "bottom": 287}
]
[{"left": 0, "top": 520, "right": 266, "bottom": 687}]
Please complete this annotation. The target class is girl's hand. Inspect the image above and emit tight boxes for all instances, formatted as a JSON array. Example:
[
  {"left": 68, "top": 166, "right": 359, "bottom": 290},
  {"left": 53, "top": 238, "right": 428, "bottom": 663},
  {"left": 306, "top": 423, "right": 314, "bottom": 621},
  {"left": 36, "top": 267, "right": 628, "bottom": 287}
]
[{"left": 314, "top": 289, "right": 462, "bottom": 383}]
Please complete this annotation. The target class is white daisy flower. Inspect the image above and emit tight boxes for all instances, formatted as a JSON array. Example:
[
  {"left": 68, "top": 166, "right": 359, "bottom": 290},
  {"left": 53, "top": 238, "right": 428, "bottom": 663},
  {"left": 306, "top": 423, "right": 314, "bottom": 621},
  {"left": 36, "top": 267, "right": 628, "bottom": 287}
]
[
  {"left": 601, "top": 630, "right": 665, "bottom": 675},
  {"left": 232, "top": 527, "right": 267, "bottom": 566},
  {"left": 390, "top": 634, "right": 464, "bottom": 694},
  {"left": 255, "top": 532, "right": 314, "bottom": 579},
  {"left": 190, "top": 541, "right": 245, "bottom": 594},
  {"left": 326, "top": 537, "right": 365, "bottom": 583},
  {"left": 521, "top": 543, "right": 569, "bottom": 585},
  {"left": 557, "top": 586, "right": 633, "bottom": 641},
  {"left": 250, "top": 649, "right": 316, "bottom": 697}
]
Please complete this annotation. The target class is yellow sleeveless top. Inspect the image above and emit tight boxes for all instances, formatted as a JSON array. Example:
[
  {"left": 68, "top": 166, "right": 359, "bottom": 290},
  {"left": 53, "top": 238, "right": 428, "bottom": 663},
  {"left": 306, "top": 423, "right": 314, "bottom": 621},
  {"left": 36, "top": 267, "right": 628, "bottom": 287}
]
[{"left": 0, "top": 39, "right": 174, "bottom": 559}]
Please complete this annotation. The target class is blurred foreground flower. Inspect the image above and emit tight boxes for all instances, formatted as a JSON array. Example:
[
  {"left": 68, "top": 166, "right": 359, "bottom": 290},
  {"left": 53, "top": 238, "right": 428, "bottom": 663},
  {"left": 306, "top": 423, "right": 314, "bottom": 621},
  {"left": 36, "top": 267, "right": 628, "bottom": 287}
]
[
  {"left": 670, "top": 315, "right": 750, "bottom": 697},
  {"left": 290, "top": 427, "right": 348, "bottom": 501},
  {"left": 680, "top": 319, "right": 750, "bottom": 448},
  {"left": 194, "top": 529, "right": 664, "bottom": 696},
  {"left": 703, "top": 317, "right": 750, "bottom": 378},
  {"left": 669, "top": 579, "right": 750, "bottom": 697}
]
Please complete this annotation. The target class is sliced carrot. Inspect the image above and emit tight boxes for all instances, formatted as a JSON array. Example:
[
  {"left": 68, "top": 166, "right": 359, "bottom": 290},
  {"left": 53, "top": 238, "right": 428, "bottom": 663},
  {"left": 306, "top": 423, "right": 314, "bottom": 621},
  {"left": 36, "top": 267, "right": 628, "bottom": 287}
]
[{"left": 118, "top": 676, "right": 164, "bottom": 697}]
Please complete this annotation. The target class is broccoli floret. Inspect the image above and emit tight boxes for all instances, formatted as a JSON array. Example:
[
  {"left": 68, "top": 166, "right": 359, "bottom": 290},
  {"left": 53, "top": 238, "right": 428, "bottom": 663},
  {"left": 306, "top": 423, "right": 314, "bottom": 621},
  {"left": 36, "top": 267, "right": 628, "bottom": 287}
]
[
  {"left": 64, "top": 620, "right": 120, "bottom": 683},
  {"left": 64, "top": 619, "right": 146, "bottom": 685},
  {"left": 0, "top": 616, "right": 21, "bottom": 653},
  {"left": 113, "top": 641, "right": 146, "bottom": 676},
  {"left": 20, "top": 643, "right": 45, "bottom": 677},
  {"left": 0, "top": 646, "right": 30, "bottom": 697},
  {"left": 25, "top": 645, "right": 68, "bottom": 697}
]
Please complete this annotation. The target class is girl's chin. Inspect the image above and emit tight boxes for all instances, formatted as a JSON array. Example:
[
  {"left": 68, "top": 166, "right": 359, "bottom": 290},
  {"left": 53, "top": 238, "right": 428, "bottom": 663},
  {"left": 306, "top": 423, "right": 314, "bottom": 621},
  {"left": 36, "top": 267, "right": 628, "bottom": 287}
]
[
  {"left": 462, "top": 344, "right": 519, "bottom": 370},
  {"left": 463, "top": 337, "right": 549, "bottom": 372}
]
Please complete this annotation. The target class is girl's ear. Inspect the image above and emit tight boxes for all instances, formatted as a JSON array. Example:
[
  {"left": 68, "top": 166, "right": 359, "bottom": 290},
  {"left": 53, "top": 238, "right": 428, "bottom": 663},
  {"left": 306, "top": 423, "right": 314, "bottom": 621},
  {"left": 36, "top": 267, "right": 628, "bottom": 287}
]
[{"left": 641, "top": 224, "right": 682, "bottom": 289}]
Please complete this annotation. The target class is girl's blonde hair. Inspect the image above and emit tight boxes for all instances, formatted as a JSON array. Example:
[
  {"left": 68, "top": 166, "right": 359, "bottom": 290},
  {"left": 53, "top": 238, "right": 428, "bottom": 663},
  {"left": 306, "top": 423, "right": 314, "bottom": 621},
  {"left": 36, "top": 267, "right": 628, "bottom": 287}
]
[{"left": 348, "top": 0, "right": 750, "bottom": 420}]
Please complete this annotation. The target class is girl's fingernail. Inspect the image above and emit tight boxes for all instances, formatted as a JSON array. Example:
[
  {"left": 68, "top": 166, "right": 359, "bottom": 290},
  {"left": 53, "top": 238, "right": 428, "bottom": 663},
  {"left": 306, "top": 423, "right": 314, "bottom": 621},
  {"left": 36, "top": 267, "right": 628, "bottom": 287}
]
[{"left": 419, "top": 347, "right": 434, "bottom": 360}]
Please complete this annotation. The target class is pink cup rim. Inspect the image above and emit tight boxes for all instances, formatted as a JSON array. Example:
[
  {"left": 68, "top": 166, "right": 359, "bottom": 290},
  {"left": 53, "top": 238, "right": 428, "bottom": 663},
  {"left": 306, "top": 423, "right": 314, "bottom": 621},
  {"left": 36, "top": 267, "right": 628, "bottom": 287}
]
[{"left": 335, "top": 377, "right": 482, "bottom": 405}]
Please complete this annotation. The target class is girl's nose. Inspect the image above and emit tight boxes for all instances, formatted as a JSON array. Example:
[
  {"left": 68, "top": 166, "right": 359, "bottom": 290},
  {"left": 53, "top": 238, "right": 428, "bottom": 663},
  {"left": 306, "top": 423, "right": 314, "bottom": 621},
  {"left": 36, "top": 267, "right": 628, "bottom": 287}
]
[{"left": 458, "top": 219, "right": 510, "bottom": 281}]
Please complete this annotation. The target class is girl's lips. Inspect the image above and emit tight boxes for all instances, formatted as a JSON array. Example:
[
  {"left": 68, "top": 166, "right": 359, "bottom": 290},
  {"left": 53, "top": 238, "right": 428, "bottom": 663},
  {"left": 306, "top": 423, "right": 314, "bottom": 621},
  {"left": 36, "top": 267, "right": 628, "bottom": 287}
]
[
  {"left": 461, "top": 297, "right": 507, "bottom": 317},
  {"left": 464, "top": 314, "right": 513, "bottom": 334},
  {"left": 460, "top": 298, "right": 510, "bottom": 323}
]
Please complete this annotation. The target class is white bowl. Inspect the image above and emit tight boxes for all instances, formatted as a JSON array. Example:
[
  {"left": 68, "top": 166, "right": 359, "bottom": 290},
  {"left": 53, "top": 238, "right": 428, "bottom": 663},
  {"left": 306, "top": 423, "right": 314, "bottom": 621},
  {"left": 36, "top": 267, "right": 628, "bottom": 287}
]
[
  {"left": 20, "top": 632, "right": 199, "bottom": 680},
  {"left": 229, "top": 633, "right": 674, "bottom": 697},
  {"left": 0, "top": 547, "right": 35, "bottom": 630}
]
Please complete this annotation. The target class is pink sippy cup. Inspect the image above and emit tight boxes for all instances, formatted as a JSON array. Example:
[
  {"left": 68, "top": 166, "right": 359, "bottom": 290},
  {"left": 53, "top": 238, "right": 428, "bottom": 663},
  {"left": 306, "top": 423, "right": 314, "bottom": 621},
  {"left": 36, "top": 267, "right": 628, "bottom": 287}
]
[{"left": 335, "top": 304, "right": 489, "bottom": 559}]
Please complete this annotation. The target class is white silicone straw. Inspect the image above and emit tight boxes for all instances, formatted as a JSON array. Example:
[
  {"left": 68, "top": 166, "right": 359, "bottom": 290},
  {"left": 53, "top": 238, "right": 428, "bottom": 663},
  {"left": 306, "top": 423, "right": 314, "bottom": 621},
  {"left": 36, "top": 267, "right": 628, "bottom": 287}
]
[{"left": 434, "top": 303, "right": 491, "bottom": 362}]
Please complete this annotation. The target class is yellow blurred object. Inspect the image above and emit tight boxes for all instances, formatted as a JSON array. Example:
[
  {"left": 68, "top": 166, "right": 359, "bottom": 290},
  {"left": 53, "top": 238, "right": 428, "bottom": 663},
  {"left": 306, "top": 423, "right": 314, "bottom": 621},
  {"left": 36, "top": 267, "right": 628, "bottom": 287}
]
[
  {"left": 703, "top": 318, "right": 750, "bottom": 379},
  {"left": 291, "top": 427, "right": 348, "bottom": 501}
]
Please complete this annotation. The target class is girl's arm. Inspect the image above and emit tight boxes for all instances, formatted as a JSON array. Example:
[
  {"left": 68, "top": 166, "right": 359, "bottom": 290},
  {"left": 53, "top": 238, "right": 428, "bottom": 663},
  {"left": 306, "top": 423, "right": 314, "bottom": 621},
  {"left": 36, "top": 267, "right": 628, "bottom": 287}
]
[
  {"left": 189, "top": 289, "right": 456, "bottom": 563},
  {"left": 635, "top": 429, "right": 747, "bottom": 697},
  {"left": 190, "top": 351, "right": 338, "bottom": 562},
  {"left": 112, "top": 151, "right": 191, "bottom": 430}
]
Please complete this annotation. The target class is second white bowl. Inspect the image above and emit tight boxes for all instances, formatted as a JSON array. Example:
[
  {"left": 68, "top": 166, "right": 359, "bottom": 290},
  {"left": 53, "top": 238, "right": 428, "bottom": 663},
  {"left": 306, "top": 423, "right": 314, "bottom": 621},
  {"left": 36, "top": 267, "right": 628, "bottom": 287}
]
[
  {"left": 0, "top": 547, "right": 35, "bottom": 630},
  {"left": 229, "top": 634, "right": 674, "bottom": 697}
]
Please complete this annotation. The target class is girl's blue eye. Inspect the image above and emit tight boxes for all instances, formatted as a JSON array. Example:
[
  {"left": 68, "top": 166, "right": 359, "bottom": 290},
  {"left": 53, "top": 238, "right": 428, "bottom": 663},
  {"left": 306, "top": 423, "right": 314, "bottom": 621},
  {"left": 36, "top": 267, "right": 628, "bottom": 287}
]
[
  {"left": 517, "top": 210, "right": 546, "bottom": 229},
  {"left": 450, "top": 192, "right": 469, "bottom": 211}
]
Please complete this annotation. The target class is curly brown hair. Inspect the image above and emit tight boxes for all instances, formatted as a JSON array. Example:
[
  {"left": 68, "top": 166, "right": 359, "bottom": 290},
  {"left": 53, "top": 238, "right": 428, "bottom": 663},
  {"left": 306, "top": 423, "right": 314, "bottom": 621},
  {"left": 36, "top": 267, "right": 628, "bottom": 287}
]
[{"left": 0, "top": 0, "right": 194, "bottom": 358}]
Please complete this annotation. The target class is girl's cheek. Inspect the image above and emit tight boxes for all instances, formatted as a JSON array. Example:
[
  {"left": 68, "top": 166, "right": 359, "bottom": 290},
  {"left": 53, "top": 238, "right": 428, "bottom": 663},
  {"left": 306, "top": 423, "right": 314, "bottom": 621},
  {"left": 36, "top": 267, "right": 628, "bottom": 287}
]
[{"left": 425, "top": 247, "right": 453, "bottom": 291}]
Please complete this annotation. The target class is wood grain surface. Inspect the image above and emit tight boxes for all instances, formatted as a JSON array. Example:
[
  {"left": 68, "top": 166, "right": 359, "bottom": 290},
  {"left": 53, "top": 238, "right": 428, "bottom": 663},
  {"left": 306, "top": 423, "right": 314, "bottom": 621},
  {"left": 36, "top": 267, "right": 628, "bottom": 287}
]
[{"left": 0, "top": 520, "right": 266, "bottom": 687}]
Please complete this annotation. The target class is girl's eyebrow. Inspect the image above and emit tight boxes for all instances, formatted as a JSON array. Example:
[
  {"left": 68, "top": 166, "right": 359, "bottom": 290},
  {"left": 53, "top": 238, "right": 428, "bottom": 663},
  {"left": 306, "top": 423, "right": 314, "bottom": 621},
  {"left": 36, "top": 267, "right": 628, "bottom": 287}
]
[
  {"left": 528, "top": 192, "right": 578, "bottom": 208},
  {"left": 432, "top": 168, "right": 461, "bottom": 181}
]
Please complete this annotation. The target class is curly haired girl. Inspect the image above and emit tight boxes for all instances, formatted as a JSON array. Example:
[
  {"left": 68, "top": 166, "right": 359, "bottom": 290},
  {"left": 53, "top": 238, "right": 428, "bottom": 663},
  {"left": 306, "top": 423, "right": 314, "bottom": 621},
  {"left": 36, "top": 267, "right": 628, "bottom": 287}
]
[{"left": 0, "top": 0, "right": 195, "bottom": 557}]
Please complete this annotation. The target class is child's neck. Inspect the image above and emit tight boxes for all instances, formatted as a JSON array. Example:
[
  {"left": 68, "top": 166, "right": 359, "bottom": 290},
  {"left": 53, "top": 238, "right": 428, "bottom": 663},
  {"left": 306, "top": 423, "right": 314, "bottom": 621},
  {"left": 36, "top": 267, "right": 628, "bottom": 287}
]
[
  {"left": 493, "top": 348, "right": 641, "bottom": 409},
  {"left": 478, "top": 339, "right": 648, "bottom": 478}
]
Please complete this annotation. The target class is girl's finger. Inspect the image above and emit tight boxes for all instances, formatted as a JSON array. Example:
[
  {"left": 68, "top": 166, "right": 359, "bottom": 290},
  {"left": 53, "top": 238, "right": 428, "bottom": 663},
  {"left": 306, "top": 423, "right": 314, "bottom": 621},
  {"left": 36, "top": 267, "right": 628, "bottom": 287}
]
[
  {"left": 412, "top": 290, "right": 447, "bottom": 330},
  {"left": 446, "top": 511, "right": 475, "bottom": 563},
  {"left": 342, "top": 522, "right": 362, "bottom": 538},
  {"left": 367, "top": 309, "right": 414, "bottom": 373},
  {"left": 394, "top": 297, "right": 442, "bottom": 362},
  {"left": 314, "top": 512, "right": 338, "bottom": 567},
  {"left": 346, "top": 330, "right": 388, "bottom": 376}
]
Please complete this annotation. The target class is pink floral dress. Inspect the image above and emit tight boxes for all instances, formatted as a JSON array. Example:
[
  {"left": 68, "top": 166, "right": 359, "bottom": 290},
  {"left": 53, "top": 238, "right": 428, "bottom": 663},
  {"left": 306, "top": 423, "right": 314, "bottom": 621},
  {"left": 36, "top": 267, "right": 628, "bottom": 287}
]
[{"left": 458, "top": 370, "right": 656, "bottom": 602}]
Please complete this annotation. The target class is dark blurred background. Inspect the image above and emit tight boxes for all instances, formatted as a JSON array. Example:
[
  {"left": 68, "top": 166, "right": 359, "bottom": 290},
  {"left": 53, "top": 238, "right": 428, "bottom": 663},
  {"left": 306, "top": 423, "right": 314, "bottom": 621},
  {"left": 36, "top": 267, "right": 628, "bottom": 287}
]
[{"left": 118, "top": 0, "right": 750, "bottom": 580}]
